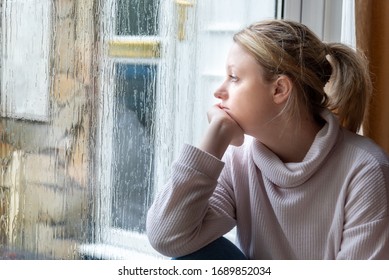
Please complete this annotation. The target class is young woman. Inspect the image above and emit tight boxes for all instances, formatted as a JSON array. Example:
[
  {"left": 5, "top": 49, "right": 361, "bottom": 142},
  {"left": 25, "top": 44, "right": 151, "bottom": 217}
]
[{"left": 146, "top": 20, "right": 389, "bottom": 259}]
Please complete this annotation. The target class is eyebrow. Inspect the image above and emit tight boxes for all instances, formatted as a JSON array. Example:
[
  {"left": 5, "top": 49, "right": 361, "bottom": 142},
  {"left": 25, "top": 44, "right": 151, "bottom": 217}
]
[{"left": 226, "top": 64, "right": 236, "bottom": 71}]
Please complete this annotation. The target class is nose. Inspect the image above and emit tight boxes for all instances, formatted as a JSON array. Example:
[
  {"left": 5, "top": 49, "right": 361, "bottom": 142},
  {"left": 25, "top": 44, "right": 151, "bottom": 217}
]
[{"left": 214, "top": 84, "right": 228, "bottom": 100}]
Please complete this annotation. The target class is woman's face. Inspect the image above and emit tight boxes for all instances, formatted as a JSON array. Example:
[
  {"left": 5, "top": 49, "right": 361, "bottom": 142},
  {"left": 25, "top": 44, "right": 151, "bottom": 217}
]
[{"left": 214, "top": 42, "right": 280, "bottom": 138}]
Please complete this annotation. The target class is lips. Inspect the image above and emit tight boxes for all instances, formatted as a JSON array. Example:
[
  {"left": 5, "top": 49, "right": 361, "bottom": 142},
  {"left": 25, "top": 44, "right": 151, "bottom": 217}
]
[{"left": 219, "top": 103, "right": 228, "bottom": 110}]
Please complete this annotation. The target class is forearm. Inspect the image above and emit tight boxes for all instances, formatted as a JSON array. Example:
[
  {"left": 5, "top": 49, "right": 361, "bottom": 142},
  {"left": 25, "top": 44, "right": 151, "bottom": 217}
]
[
  {"left": 147, "top": 105, "right": 242, "bottom": 256},
  {"left": 146, "top": 145, "right": 234, "bottom": 257}
]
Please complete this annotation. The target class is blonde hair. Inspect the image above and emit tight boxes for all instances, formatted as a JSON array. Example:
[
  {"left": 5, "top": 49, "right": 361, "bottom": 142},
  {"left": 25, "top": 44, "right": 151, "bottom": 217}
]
[{"left": 233, "top": 20, "right": 372, "bottom": 133}]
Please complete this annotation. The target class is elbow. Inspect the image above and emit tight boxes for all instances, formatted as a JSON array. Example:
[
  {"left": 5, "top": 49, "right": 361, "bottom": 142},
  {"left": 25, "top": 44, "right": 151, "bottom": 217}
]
[
  {"left": 146, "top": 223, "right": 203, "bottom": 258},
  {"left": 146, "top": 224, "right": 180, "bottom": 257},
  {"left": 146, "top": 213, "right": 179, "bottom": 257}
]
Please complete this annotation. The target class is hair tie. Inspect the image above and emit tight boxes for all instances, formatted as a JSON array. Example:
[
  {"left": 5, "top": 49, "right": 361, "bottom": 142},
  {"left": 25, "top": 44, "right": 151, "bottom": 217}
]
[{"left": 323, "top": 43, "right": 332, "bottom": 56}]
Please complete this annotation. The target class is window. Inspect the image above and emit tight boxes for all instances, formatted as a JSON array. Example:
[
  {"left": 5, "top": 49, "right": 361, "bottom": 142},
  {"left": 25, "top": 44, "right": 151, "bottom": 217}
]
[{"left": 282, "top": 0, "right": 355, "bottom": 45}]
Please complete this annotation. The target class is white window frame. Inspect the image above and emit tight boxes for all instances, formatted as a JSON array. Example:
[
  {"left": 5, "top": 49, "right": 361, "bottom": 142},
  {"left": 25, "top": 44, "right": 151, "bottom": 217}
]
[{"left": 282, "top": 0, "right": 355, "bottom": 45}]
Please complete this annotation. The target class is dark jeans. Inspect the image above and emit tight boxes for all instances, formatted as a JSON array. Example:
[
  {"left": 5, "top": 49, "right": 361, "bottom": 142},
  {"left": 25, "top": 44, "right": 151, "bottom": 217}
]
[{"left": 173, "top": 237, "right": 247, "bottom": 260}]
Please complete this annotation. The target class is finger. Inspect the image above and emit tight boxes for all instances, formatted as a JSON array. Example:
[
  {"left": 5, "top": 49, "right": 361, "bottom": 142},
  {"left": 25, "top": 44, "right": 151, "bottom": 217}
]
[{"left": 207, "top": 104, "right": 226, "bottom": 122}]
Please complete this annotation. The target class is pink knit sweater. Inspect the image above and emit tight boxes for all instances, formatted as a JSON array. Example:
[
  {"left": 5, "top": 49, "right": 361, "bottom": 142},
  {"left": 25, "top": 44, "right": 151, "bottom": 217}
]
[{"left": 146, "top": 111, "right": 389, "bottom": 259}]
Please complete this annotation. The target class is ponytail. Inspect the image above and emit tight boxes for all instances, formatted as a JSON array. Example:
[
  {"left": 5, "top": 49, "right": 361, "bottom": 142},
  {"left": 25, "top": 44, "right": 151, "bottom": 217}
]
[{"left": 325, "top": 43, "right": 372, "bottom": 133}]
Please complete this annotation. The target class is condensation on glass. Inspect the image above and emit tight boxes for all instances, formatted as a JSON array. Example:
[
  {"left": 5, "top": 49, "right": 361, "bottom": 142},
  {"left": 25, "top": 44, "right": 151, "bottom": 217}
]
[
  {"left": 0, "top": 0, "right": 276, "bottom": 259},
  {"left": 110, "top": 0, "right": 159, "bottom": 233}
]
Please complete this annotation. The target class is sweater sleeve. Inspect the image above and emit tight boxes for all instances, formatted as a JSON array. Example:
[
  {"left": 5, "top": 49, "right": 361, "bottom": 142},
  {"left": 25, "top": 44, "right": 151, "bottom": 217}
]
[
  {"left": 337, "top": 151, "right": 389, "bottom": 259},
  {"left": 146, "top": 144, "right": 237, "bottom": 257},
  {"left": 337, "top": 217, "right": 389, "bottom": 259}
]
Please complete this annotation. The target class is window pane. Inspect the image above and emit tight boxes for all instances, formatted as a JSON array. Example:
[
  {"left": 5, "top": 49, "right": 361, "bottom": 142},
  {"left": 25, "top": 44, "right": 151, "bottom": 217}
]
[
  {"left": 111, "top": 64, "right": 156, "bottom": 232},
  {"left": 116, "top": 0, "right": 160, "bottom": 36}
]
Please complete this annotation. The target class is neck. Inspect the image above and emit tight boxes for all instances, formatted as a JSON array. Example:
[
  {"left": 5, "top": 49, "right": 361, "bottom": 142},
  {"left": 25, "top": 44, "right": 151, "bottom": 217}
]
[{"left": 253, "top": 113, "right": 323, "bottom": 163}]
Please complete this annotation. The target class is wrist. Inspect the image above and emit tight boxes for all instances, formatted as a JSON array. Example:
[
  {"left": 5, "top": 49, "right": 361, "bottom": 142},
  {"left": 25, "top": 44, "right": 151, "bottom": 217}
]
[{"left": 198, "top": 120, "right": 234, "bottom": 159}]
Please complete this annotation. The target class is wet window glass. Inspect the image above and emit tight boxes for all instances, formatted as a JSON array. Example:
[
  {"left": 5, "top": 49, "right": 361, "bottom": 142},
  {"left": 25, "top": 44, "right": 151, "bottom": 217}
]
[
  {"left": 109, "top": 0, "right": 159, "bottom": 234},
  {"left": 0, "top": 0, "right": 280, "bottom": 260},
  {"left": 111, "top": 64, "right": 156, "bottom": 232},
  {"left": 116, "top": 0, "right": 160, "bottom": 36}
]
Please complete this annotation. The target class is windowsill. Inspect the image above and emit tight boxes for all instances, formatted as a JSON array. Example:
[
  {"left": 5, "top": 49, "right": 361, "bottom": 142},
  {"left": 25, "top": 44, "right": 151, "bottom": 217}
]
[
  {"left": 78, "top": 243, "right": 167, "bottom": 260},
  {"left": 82, "top": 227, "right": 237, "bottom": 260}
]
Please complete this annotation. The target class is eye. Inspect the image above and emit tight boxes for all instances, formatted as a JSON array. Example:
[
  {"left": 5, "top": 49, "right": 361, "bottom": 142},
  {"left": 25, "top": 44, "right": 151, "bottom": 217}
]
[{"left": 229, "top": 74, "right": 239, "bottom": 82}]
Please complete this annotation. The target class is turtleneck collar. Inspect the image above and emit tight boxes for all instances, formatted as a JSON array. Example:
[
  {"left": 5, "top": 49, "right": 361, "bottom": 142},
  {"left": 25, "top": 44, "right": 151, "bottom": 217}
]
[{"left": 250, "top": 110, "right": 340, "bottom": 188}]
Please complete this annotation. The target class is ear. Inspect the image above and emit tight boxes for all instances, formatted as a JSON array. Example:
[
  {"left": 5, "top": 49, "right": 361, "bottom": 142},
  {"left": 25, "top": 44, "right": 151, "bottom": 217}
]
[{"left": 273, "top": 75, "right": 292, "bottom": 104}]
